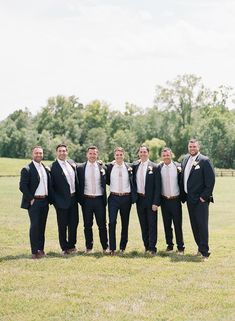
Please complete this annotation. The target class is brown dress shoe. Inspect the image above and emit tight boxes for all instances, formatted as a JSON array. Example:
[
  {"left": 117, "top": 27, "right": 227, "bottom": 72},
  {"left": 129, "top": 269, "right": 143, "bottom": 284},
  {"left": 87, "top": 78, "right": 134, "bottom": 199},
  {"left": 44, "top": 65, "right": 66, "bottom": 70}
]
[
  {"left": 110, "top": 250, "right": 116, "bottom": 256},
  {"left": 38, "top": 250, "right": 46, "bottom": 257}
]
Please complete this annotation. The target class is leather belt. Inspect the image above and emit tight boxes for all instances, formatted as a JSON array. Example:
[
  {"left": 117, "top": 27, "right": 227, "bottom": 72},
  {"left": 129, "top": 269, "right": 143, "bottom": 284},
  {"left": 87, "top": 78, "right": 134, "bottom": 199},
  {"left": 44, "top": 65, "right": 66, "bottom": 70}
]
[
  {"left": 161, "top": 195, "right": 180, "bottom": 200},
  {"left": 84, "top": 194, "right": 102, "bottom": 199},
  {"left": 137, "top": 193, "right": 145, "bottom": 197},
  {"left": 110, "top": 192, "right": 131, "bottom": 196},
  {"left": 34, "top": 195, "right": 47, "bottom": 199}
]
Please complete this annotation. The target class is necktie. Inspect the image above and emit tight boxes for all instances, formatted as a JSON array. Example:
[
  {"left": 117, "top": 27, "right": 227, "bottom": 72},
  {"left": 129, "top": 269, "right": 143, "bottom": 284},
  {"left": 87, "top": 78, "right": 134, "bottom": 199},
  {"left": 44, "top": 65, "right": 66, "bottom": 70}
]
[
  {"left": 91, "top": 163, "right": 96, "bottom": 195},
  {"left": 118, "top": 166, "right": 123, "bottom": 193},
  {"left": 140, "top": 163, "right": 145, "bottom": 194},
  {"left": 39, "top": 164, "right": 47, "bottom": 195},
  {"left": 165, "top": 166, "right": 171, "bottom": 197}
]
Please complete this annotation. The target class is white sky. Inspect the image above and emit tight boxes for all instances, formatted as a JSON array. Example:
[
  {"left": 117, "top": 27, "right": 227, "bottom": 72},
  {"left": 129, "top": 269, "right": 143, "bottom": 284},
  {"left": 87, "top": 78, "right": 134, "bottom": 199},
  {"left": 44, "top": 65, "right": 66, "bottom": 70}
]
[{"left": 0, "top": 0, "right": 235, "bottom": 120}]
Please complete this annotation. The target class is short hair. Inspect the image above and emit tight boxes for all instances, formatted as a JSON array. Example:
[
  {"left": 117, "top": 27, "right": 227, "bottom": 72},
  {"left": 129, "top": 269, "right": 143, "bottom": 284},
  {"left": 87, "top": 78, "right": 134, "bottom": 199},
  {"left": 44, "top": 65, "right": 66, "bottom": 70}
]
[
  {"left": 137, "top": 144, "right": 149, "bottom": 153},
  {"left": 32, "top": 145, "right": 43, "bottom": 152},
  {"left": 114, "top": 147, "right": 124, "bottom": 154},
  {"left": 188, "top": 138, "right": 200, "bottom": 145},
  {"left": 161, "top": 147, "right": 172, "bottom": 154},
  {"left": 56, "top": 144, "right": 67, "bottom": 151},
  {"left": 86, "top": 145, "right": 99, "bottom": 152}
]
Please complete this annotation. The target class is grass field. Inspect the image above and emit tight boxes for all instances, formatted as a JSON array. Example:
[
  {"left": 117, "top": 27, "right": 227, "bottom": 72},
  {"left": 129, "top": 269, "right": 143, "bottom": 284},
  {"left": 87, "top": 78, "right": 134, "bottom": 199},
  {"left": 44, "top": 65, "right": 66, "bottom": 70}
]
[{"left": 0, "top": 160, "right": 234, "bottom": 321}]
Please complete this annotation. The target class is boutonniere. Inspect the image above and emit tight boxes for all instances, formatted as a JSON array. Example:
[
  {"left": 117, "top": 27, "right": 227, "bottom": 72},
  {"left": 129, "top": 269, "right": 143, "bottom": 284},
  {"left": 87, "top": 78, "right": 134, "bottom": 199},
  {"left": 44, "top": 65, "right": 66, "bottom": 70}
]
[
  {"left": 127, "top": 166, "right": 133, "bottom": 173},
  {"left": 177, "top": 166, "right": 182, "bottom": 173},
  {"left": 100, "top": 168, "right": 105, "bottom": 175},
  {"left": 97, "top": 160, "right": 103, "bottom": 165},
  {"left": 148, "top": 165, "right": 153, "bottom": 174},
  {"left": 192, "top": 161, "right": 199, "bottom": 167},
  {"left": 45, "top": 166, "right": 51, "bottom": 172}
]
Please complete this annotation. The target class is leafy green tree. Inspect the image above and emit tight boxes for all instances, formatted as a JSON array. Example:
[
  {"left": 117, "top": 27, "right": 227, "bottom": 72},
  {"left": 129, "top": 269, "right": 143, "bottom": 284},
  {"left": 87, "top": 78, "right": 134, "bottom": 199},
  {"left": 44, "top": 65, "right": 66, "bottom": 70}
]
[{"left": 144, "top": 138, "right": 166, "bottom": 162}]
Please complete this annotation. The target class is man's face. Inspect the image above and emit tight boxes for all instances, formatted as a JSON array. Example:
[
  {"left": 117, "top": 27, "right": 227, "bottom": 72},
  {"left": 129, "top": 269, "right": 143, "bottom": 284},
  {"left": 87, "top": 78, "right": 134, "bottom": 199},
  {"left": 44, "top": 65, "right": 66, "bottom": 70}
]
[
  {"left": 56, "top": 146, "right": 68, "bottom": 161},
  {"left": 138, "top": 147, "right": 149, "bottom": 162},
  {"left": 188, "top": 142, "right": 199, "bottom": 156},
  {"left": 32, "top": 147, "right": 43, "bottom": 163},
  {"left": 114, "top": 151, "right": 124, "bottom": 163},
  {"left": 162, "top": 151, "right": 172, "bottom": 164},
  {"left": 87, "top": 149, "right": 98, "bottom": 163}
]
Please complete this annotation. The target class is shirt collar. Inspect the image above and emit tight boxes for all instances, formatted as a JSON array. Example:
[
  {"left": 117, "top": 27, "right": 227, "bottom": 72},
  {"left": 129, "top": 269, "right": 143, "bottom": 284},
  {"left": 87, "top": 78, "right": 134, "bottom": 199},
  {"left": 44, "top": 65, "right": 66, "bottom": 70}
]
[
  {"left": 87, "top": 161, "right": 97, "bottom": 167},
  {"left": 190, "top": 152, "right": 200, "bottom": 161},
  {"left": 33, "top": 160, "right": 42, "bottom": 168},
  {"left": 57, "top": 159, "right": 67, "bottom": 166},
  {"left": 163, "top": 161, "right": 173, "bottom": 168},
  {"left": 140, "top": 159, "right": 149, "bottom": 165}
]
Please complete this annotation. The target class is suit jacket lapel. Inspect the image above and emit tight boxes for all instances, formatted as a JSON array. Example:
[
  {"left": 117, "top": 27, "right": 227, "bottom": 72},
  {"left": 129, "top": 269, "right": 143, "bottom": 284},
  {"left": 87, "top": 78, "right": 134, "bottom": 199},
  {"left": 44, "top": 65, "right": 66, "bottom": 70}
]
[{"left": 30, "top": 161, "right": 40, "bottom": 182}]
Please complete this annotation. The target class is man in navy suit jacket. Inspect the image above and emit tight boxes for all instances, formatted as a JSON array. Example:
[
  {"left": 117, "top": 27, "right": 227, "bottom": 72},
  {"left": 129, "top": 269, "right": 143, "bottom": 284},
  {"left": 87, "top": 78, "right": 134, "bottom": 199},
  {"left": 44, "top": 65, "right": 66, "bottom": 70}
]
[
  {"left": 106, "top": 147, "right": 136, "bottom": 255},
  {"left": 77, "top": 146, "right": 108, "bottom": 254},
  {"left": 158, "top": 147, "right": 184, "bottom": 254},
  {"left": 19, "top": 146, "right": 52, "bottom": 259},
  {"left": 50, "top": 144, "right": 79, "bottom": 254},
  {"left": 181, "top": 139, "right": 215, "bottom": 260},
  {"left": 132, "top": 145, "right": 161, "bottom": 255}
]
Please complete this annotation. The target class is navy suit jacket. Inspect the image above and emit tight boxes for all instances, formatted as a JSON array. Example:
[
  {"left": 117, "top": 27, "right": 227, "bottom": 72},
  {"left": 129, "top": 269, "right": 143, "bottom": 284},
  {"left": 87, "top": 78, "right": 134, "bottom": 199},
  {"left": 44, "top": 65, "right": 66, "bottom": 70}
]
[
  {"left": 106, "top": 162, "right": 137, "bottom": 204},
  {"left": 132, "top": 160, "right": 161, "bottom": 206},
  {"left": 181, "top": 153, "right": 215, "bottom": 204},
  {"left": 19, "top": 161, "right": 52, "bottom": 209},
  {"left": 50, "top": 159, "right": 79, "bottom": 209},
  {"left": 77, "top": 161, "right": 107, "bottom": 206}
]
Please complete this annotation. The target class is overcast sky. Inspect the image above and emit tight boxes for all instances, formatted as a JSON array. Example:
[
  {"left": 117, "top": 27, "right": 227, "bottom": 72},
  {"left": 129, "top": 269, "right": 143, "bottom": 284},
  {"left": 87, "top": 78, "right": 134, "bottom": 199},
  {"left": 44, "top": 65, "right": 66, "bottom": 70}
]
[{"left": 0, "top": 0, "right": 235, "bottom": 120}]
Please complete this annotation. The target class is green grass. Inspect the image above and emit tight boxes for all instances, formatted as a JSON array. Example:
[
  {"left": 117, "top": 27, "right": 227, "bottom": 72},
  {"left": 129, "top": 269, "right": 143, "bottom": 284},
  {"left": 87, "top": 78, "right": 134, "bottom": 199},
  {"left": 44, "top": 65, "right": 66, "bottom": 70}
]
[
  {"left": 0, "top": 157, "right": 52, "bottom": 176},
  {"left": 0, "top": 174, "right": 235, "bottom": 321}
]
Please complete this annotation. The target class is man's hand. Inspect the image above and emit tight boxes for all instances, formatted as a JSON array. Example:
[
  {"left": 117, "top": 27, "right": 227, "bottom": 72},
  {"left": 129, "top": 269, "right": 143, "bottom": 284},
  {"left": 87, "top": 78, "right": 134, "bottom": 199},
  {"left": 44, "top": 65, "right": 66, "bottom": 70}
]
[{"left": 152, "top": 204, "right": 158, "bottom": 212}]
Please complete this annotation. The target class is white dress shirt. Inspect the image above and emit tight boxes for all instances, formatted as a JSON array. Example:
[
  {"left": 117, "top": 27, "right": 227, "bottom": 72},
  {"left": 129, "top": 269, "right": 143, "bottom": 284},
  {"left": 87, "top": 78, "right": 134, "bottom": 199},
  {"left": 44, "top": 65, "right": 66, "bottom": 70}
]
[
  {"left": 58, "top": 159, "right": 76, "bottom": 194},
  {"left": 33, "top": 161, "right": 48, "bottom": 196},
  {"left": 110, "top": 163, "right": 131, "bottom": 193},
  {"left": 184, "top": 153, "right": 200, "bottom": 193},
  {"left": 84, "top": 161, "right": 103, "bottom": 196},
  {"left": 161, "top": 162, "right": 180, "bottom": 197},
  {"left": 136, "top": 160, "right": 149, "bottom": 194}
]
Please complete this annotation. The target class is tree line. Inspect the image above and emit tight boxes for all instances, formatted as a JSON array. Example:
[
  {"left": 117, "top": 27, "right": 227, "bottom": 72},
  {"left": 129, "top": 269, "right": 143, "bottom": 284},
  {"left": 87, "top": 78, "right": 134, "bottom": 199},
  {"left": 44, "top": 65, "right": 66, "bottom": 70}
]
[{"left": 0, "top": 74, "right": 234, "bottom": 168}]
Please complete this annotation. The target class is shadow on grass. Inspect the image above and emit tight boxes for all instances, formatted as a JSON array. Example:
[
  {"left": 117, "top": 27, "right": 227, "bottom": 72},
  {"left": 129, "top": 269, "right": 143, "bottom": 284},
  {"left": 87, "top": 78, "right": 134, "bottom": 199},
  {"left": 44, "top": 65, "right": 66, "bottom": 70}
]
[
  {"left": 0, "top": 250, "right": 203, "bottom": 263},
  {"left": 157, "top": 251, "right": 203, "bottom": 263}
]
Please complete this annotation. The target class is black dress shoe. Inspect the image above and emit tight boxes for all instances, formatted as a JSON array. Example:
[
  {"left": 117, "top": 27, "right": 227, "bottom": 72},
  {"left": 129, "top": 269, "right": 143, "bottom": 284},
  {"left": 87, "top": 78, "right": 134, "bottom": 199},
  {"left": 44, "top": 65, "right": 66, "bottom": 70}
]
[{"left": 166, "top": 246, "right": 174, "bottom": 251}]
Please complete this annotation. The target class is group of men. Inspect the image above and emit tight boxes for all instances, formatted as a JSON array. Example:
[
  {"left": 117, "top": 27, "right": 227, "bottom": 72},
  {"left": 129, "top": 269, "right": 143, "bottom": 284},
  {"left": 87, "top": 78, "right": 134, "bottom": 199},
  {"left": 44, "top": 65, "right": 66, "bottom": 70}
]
[{"left": 19, "top": 139, "right": 215, "bottom": 261}]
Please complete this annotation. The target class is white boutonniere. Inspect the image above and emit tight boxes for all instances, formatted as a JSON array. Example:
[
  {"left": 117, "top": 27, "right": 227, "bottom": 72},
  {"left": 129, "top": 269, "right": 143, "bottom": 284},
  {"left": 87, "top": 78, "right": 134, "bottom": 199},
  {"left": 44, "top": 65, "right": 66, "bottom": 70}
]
[
  {"left": 127, "top": 166, "right": 133, "bottom": 173},
  {"left": 194, "top": 165, "right": 200, "bottom": 170},
  {"left": 148, "top": 165, "right": 153, "bottom": 174},
  {"left": 100, "top": 168, "right": 105, "bottom": 175},
  {"left": 192, "top": 161, "right": 199, "bottom": 167},
  {"left": 177, "top": 166, "right": 182, "bottom": 173},
  {"left": 97, "top": 160, "right": 103, "bottom": 165}
]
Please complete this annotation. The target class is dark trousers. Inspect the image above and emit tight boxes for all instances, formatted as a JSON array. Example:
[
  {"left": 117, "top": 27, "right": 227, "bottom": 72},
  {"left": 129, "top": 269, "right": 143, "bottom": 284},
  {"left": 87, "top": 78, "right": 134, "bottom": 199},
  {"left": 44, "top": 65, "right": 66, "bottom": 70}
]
[
  {"left": 136, "top": 197, "right": 158, "bottom": 252},
  {"left": 56, "top": 196, "right": 79, "bottom": 251},
  {"left": 187, "top": 200, "right": 210, "bottom": 257},
  {"left": 28, "top": 199, "right": 49, "bottom": 254},
  {"left": 82, "top": 197, "right": 108, "bottom": 250},
  {"left": 161, "top": 198, "right": 184, "bottom": 250},
  {"left": 108, "top": 194, "right": 132, "bottom": 251}
]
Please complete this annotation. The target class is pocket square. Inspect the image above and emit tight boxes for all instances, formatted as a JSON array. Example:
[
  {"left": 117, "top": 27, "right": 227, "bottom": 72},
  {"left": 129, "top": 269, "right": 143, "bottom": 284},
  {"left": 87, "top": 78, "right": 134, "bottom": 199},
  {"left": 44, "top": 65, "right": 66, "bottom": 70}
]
[{"left": 195, "top": 165, "right": 200, "bottom": 169}]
